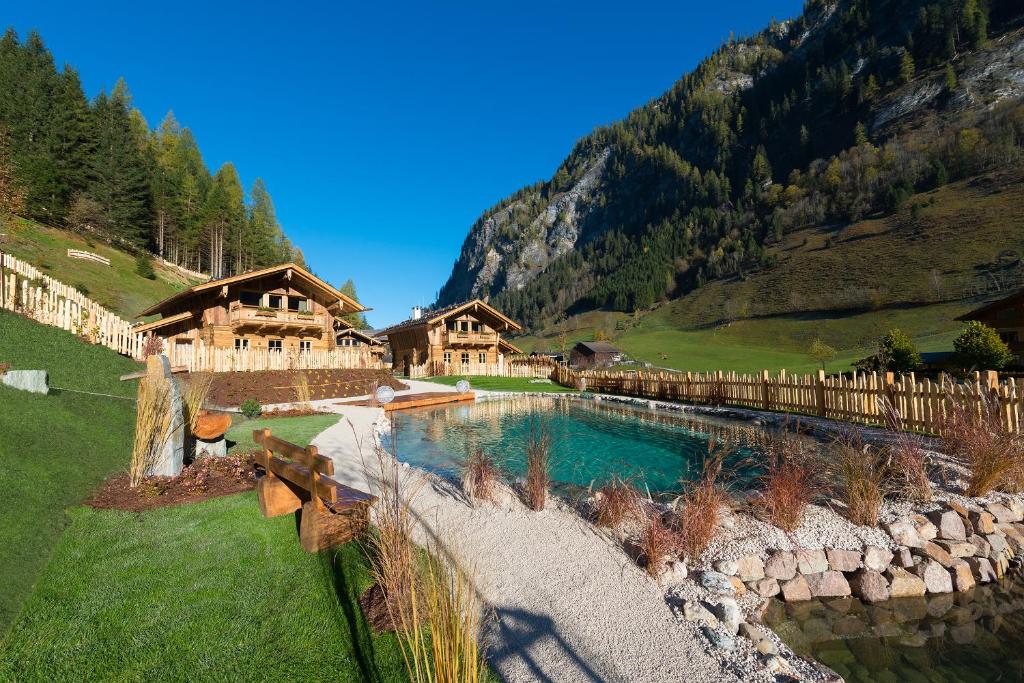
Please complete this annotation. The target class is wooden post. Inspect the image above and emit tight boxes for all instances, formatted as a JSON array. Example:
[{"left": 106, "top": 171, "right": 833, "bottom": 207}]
[
  {"left": 815, "top": 369, "right": 827, "bottom": 417},
  {"left": 761, "top": 369, "right": 770, "bottom": 411}
]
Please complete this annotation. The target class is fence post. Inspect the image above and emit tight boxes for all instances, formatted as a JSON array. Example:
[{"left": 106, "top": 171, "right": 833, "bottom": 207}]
[
  {"left": 815, "top": 369, "right": 827, "bottom": 417},
  {"left": 761, "top": 369, "right": 770, "bottom": 411}
]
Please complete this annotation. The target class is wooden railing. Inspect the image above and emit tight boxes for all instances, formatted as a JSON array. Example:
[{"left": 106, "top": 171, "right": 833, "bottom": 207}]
[
  {"left": 441, "top": 330, "right": 498, "bottom": 345},
  {"left": 228, "top": 302, "right": 327, "bottom": 329},
  {"left": 169, "top": 341, "right": 383, "bottom": 372},
  {"left": 555, "top": 367, "right": 1023, "bottom": 434},
  {"left": 0, "top": 251, "right": 145, "bottom": 359},
  {"left": 66, "top": 249, "right": 111, "bottom": 266}
]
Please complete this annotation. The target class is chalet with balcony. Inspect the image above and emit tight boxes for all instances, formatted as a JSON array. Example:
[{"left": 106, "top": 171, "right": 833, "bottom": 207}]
[
  {"left": 958, "top": 289, "right": 1024, "bottom": 364},
  {"left": 134, "top": 263, "right": 368, "bottom": 355},
  {"left": 336, "top": 328, "right": 386, "bottom": 364},
  {"left": 379, "top": 300, "right": 523, "bottom": 375}
]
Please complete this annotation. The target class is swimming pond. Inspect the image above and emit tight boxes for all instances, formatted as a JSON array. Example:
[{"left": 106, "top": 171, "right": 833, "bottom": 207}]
[{"left": 387, "top": 396, "right": 789, "bottom": 495}]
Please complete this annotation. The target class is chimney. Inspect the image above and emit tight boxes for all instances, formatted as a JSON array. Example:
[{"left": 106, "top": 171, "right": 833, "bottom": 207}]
[{"left": 412, "top": 305, "right": 423, "bottom": 320}]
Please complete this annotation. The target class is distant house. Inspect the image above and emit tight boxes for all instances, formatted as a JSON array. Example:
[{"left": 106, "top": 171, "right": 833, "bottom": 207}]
[
  {"left": 571, "top": 341, "right": 622, "bottom": 368},
  {"left": 958, "top": 290, "right": 1024, "bottom": 364},
  {"left": 378, "top": 299, "right": 523, "bottom": 375},
  {"left": 135, "top": 262, "right": 368, "bottom": 355},
  {"left": 336, "top": 328, "right": 386, "bottom": 364}
]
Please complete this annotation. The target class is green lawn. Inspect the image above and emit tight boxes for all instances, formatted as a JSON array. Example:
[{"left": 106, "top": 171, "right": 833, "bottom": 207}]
[
  {"left": 226, "top": 413, "right": 343, "bottom": 453},
  {"left": 0, "top": 312, "right": 140, "bottom": 631},
  {"left": 425, "top": 375, "right": 577, "bottom": 393},
  {"left": 0, "top": 494, "right": 411, "bottom": 682}
]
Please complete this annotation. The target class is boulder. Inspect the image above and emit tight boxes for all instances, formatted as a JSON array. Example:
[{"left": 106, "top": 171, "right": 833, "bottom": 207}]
[
  {"left": 948, "top": 559, "right": 976, "bottom": 592},
  {"left": 780, "top": 575, "right": 812, "bottom": 602},
  {"left": 912, "top": 541, "right": 954, "bottom": 567},
  {"left": 664, "top": 561, "right": 688, "bottom": 583},
  {"left": 996, "top": 524, "right": 1024, "bottom": 553},
  {"left": 986, "top": 503, "right": 1015, "bottom": 525},
  {"left": 969, "top": 510, "right": 995, "bottom": 535},
  {"left": 966, "top": 556, "right": 997, "bottom": 583},
  {"left": 849, "top": 570, "right": 890, "bottom": 603},
  {"left": 968, "top": 534, "right": 992, "bottom": 559},
  {"left": 764, "top": 551, "right": 798, "bottom": 580},
  {"left": 713, "top": 559, "right": 738, "bottom": 576},
  {"left": 947, "top": 501, "right": 971, "bottom": 519},
  {"left": 728, "top": 576, "right": 747, "bottom": 595},
  {"left": 826, "top": 548, "right": 861, "bottom": 573},
  {"left": 750, "top": 577, "right": 780, "bottom": 598},
  {"left": 933, "top": 539, "right": 977, "bottom": 558},
  {"left": 805, "top": 571, "right": 852, "bottom": 598},
  {"left": 885, "top": 567, "right": 927, "bottom": 598},
  {"left": 735, "top": 555, "right": 765, "bottom": 582},
  {"left": 911, "top": 560, "right": 953, "bottom": 594},
  {"left": 682, "top": 600, "right": 717, "bottom": 626},
  {"left": 1007, "top": 499, "right": 1024, "bottom": 522},
  {"left": 911, "top": 513, "right": 939, "bottom": 541},
  {"left": 885, "top": 521, "right": 924, "bottom": 548},
  {"left": 894, "top": 547, "right": 915, "bottom": 568},
  {"left": 701, "top": 626, "right": 735, "bottom": 652},
  {"left": 1, "top": 369, "right": 49, "bottom": 394},
  {"left": 739, "top": 622, "right": 778, "bottom": 656},
  {"left": 986, "top": 533, "right": 1009, "bottom": 557},
  {"left": 699, "top": 571, "right": 734, "bottom": 594},
  {"left": 926, "top": 509, "right": 967, "bottom": 541},
  {"left": 711, "top": 597, "right": 742, "bottom": 635},
  {"left": 796, "top": 548, "right": 828, "bottom": 574},
  {"left": 863, "top": 546, "right": 894, "bottom": 572}
]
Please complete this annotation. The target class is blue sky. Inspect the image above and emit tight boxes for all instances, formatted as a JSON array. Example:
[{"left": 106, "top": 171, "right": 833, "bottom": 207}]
[{"left": 9, "top": 0, "right": 803, "bottom": 327}]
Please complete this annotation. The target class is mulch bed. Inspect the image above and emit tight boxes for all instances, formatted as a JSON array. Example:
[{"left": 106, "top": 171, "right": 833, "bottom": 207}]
[
  {"left": 193, "top": 369, "right": 407, "bottom": 407},
  {"left": 359, "top": 583, "right": 402, "bottom": 633},
  {"left": 88, "top": 454, "right": 258, "bottom": 512}
]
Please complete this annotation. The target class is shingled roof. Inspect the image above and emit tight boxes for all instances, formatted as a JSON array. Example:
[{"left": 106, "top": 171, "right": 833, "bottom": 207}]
[{"left": 378, "top": 299, "right": 522, "bottom": 336}]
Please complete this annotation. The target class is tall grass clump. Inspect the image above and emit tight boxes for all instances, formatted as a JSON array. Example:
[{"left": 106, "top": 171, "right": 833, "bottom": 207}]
[
  {"left": 640, "top": 510, "right": 678, "bottom": 578},
  {"left": 181, "top": 372, "right": 213, "bottom": 432},
  {"left": 594, "top": 478, "right": 641, "bottom": 529},
  {"left": 675, "top": 439, "right": 730, "bottom": 561},
  {"left": 941, "top": 394, "right": 1024, "bottom": 496},
  {"left": 463, "top": 448, "right": 498, "bottom": 504},
  {"left": 827, "top": 433, "right": 888, "bottom": 527},
  {"left": 130, "top": 376, "right": 174, "bottom": 486},
  {"left": 755, "top": 430, "right": 818, "bottom": 532},
  {"left": 879, "top": 400, "right": 932, "bottom": 503},
  {"left": 524, "top": 419, "right": 551, "bottom": 511},
  {"left": 292, "top": 371, "right": 312, "bottom": 410}
]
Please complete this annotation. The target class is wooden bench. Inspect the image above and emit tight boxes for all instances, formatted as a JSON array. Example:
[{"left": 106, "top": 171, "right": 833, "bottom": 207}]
[{"left": 253, "top": 428, "right": 376, "bottom": 551}]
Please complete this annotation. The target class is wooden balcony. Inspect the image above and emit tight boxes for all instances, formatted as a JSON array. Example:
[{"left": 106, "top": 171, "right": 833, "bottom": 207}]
[
  {"left": 229, "top": 302, "right": 325, "bottom": 333},
  {"left": 441, "top": 330, "right": 497, "bottom": 347}
]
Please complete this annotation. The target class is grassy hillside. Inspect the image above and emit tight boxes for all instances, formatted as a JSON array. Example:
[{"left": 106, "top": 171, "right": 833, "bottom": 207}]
[
  {"left": 0, "top": 312, "right": 139, "bottom": 631},
  {"left": 0, "top": 216, "right": 200, "bottom": 321}
]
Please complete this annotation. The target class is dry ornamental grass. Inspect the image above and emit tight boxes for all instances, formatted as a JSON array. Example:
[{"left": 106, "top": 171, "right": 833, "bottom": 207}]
[
  {"left": 640, "top": 511, "right": 678, "bottom": 578},
  {"left": 675, "top": 439, "right": 731, "bottom": 562},
  {"left": 593, "top": 478, "right": 642, "bottom": 529},
  {"left": 525, "top": 419, "right": 551, "bottom": 511},
  {"left": 462, "top": 449, "right": 499, "bottom": 504},
  {"left": 181, "top": 372, "right": 213, "bottom": 432},
  {"left": 130, "top": 376, "right": 175, "bottom": 487},
  {"left": 941, "top": 394, "right": 1024, "bottom": 496},
  {"left": 828, "top": 433, "right": 888, "bottom": 527},
  {"left": 756, "top": 430, "right": 818, "bottom": 532}
]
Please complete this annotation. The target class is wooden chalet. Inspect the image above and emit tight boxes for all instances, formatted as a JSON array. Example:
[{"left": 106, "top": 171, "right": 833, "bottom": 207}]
[
  {"left": 958, "top": 289, "right": 1024, "bottom": 364},
  {"left": 571, "top": 341, "right": 623, "bottom": 368},
  {"left": 379, "top": 300, "right": 523, "bottom": 375},
  {"left": 135, "top": 263, "right": 368, "bottom": 355},
  {"left": 336, "top": 328, "right": 386, "bottom": 364}
]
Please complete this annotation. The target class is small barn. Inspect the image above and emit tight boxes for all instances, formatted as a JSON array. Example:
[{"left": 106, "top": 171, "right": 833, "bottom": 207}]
[{"left": 571, "top": 341, "right": 622, "bottom": 368}]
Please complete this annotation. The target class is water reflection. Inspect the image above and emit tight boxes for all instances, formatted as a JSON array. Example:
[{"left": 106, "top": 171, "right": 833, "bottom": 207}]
[
  {"left": 388, "top": 396, "right": 796, "bottom": 496},
  {"left": 764, "top": 576, "right": 1024, "bottom": 682}
]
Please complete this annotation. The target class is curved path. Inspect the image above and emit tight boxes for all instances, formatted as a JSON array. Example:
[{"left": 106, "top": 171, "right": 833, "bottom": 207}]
[{"left": 310, "top": 390, "right": 756, "bottom": 683}]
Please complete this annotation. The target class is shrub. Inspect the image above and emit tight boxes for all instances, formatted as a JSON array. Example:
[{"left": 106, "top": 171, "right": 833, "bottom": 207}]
[
  {"left": 941, "top": 393, "right": 1024, "bottom": 496},
  {"left": 135, "top": 253, "right": 156, "bottom": 279},
  {"left": 827, "top": 434, "right": 888, "bottom": 526},
  {"left": 593, "top": 478, "right": 641, "bottom": 529},
  {"left": 755, "top": 432, "right": 818, "bottom": 531},
  {"left": 879, "top": 328, "right": 921, "bottom": 372},
  {"left": 142, "top": 334, "right": 164, "bottom": 358},
  {"left": 954, "top": 321, "right": 1013, "bottom": 371},
  {"left": 524, "top": 419, "right": 551, "bottom": 511},
  {"left": 240, "top": 399, "right": 262, "bottom": 419},
  {"left": 640, "top": 511, "right": 678, "bottom": 579},
  {"left": 676, "top": 440, "right": 730, "bottom": 561},
  {"left": 462, "top": 448, "right": 498, "bottom": 503}
]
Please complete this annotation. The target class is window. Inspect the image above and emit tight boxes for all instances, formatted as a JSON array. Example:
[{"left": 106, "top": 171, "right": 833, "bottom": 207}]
[
  {"left": 234, "top": 338, "right": 249, "bottom": 350},
  {"left": 461, "top": 352, "right": 470, "bottom": 365},
  {"left": 299, "top": 340, "right": 311, "bottom": 352},
  {"left": 461, "top": 321, "right": 470, "bottom": 332},
  {"left": 240, "top": 291, "right": 261, "bottom": 306},
  {"left": 267, "top": 294, "right": 283, "bottom": 309},
  {"left": 288, "top": 296, "right": 309, "bottom": 312},
  {"left": 447, "top": 321, "right": 457, "bottom": 332},
  {"left": 268, "top": 339, "right": 283, "bottom": 352},
  {"left": 443, "top": 351, "right": 451, "bottom": 364},
  {"left": 471, "top": 322, "right": 480, "bottom": 333},
  {"left": 479, "top": 352, "right": 486, "bottom": 364}
]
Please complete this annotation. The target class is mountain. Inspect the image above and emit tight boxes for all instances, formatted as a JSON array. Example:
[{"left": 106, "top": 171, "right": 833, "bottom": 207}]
[{"left": 436, "top": 0, "right": 1024, "bottom": 339}]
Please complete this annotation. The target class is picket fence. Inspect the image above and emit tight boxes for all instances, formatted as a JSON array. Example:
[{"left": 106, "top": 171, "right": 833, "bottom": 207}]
[
  {"left": 556, "top": 367, "right": 1023, "bottom": 435},
  {"left": 168, "top": 342, "right": 383, "bottom": 373},
  {"left": 66, "top": 249, "right": 111, "bottom": 266},
  {"left": 0, "top": 251, "right": 145, "bottom": 359},
  {"left": 408, "top": 358, "right": 556, "bottom": 379}
]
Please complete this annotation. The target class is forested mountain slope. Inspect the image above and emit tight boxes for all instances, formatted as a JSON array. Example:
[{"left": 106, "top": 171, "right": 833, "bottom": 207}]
[
  {"left": 0, "top": 29, "right": 301, "bottom": 280},
  {"left": 436, "top": 0, "right": 1024, "bottom": 334}
]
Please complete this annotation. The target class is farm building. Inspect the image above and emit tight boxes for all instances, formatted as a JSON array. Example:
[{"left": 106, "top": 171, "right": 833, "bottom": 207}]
[
  {"left": 958, "top": 289, "right": 1024, "bottom": 363},
  {"left": 571, "top": 341, "right": 623, "bottom": 368},
  {"left": 134, "top": 262, "right": 368, "bottom": 355},
  {"left": 378, "top": 300, "right": 523, "bottom": 375}
]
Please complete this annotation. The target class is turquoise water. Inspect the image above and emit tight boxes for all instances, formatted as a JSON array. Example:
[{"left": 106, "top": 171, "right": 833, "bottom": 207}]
[{"left": 388, "top": 396, "right": 778, "bottom": 495}]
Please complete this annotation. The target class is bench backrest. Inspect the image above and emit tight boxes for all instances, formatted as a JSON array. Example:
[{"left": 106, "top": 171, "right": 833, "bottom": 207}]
[{"left": 253, "top": 428, "right": 338, "bottom": 507}]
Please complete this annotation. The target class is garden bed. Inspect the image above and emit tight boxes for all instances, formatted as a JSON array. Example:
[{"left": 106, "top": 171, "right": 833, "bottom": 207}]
[
  {"left": 196, "top": 368, "right": 406, "bottom": 407},
  {"left": 88, "top": 454, "right": 257, "bottom": 512}
]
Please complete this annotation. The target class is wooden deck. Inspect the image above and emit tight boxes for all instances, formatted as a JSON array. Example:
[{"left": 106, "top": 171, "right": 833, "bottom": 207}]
[{"left": 345, "top": 391, "right": 476, "bottom": 411}]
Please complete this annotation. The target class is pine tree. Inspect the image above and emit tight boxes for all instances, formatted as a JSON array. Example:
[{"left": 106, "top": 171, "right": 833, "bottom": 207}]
[
  {"left": 338, "top": 279, "right": 368, "bottom": 327},
  {"left": 45, "top": 66, "right": 95, "bottom": 220},
  {"left": 201, "top": 162, "right": 245, "bottom": 278},
  {"left": 0, "top": 126, "right": 25, "bottom": 214},
  {"left": 899, "top": 50, "right": 916, "bottom": 84}
]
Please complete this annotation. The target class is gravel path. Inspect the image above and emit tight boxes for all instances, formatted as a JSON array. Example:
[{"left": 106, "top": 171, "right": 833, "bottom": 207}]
[{"left": 312, "top": 403, "right": 753, "bottom": 683}]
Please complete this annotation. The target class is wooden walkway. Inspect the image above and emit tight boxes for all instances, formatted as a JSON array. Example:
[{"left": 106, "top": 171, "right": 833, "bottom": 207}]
[{"left": 345, "top": 391, "right": 475, "bottom": 411}]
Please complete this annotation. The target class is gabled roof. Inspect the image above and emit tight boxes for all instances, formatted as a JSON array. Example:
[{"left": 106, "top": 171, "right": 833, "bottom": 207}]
[
  {"left": 574, "top": 341, "right": 620, "bottom": 355},
  {"left": 378, "top": 299, "right": 523, "bottom": 336},
  {"left": 138, "top": 263, "right": 368, "bottom": 317},
  {"left": 337, "top": 328, "right": 384, "bottom": 345},
  {"left": 957, "top": 289, "right": 1024, "bottom": 321},
  {"left": 133, "top": 310, "right": 193, "bottom": 334},
  {"left": 498, "top": 338, "right": 523, "bottom": 354}
]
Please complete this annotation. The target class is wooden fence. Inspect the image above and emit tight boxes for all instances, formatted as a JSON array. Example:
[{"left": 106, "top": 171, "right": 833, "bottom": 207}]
[
  {"left": 408, "top": 357, "right": 557, "bottom": 379},
  {"left": 66, "top": 249, "right": 111, "bottom": 266},
  {"left": 0, "top": 251, "right": 145, "bottom": 359},
  {"left": 168, "top": 342, "right": 383, "bottom": 373},
  {"left": 556, "top": 367, "right": 1023, "bottom": 435}
]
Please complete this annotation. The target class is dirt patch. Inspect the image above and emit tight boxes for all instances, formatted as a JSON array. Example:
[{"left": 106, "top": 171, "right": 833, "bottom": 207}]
[
  {"left": 196, "top": 369, "right": 407, "bottom": 407},
  {"left": 359, "top": 583, "right": 402, "bottom": 633},
  {"left": 88, "top": 454, "right": 257, "bottom": 512},
  {"left": 261, "top": 407, "right": 331, "bottom": 418}
]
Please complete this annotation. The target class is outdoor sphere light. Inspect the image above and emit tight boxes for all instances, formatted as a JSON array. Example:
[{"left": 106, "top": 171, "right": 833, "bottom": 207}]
[
  {"left": 456, "top": 379, "right": 471, "bottom": 393},
  {"left": 375, "top": 385, "right": 395, "bottom": 404}
]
